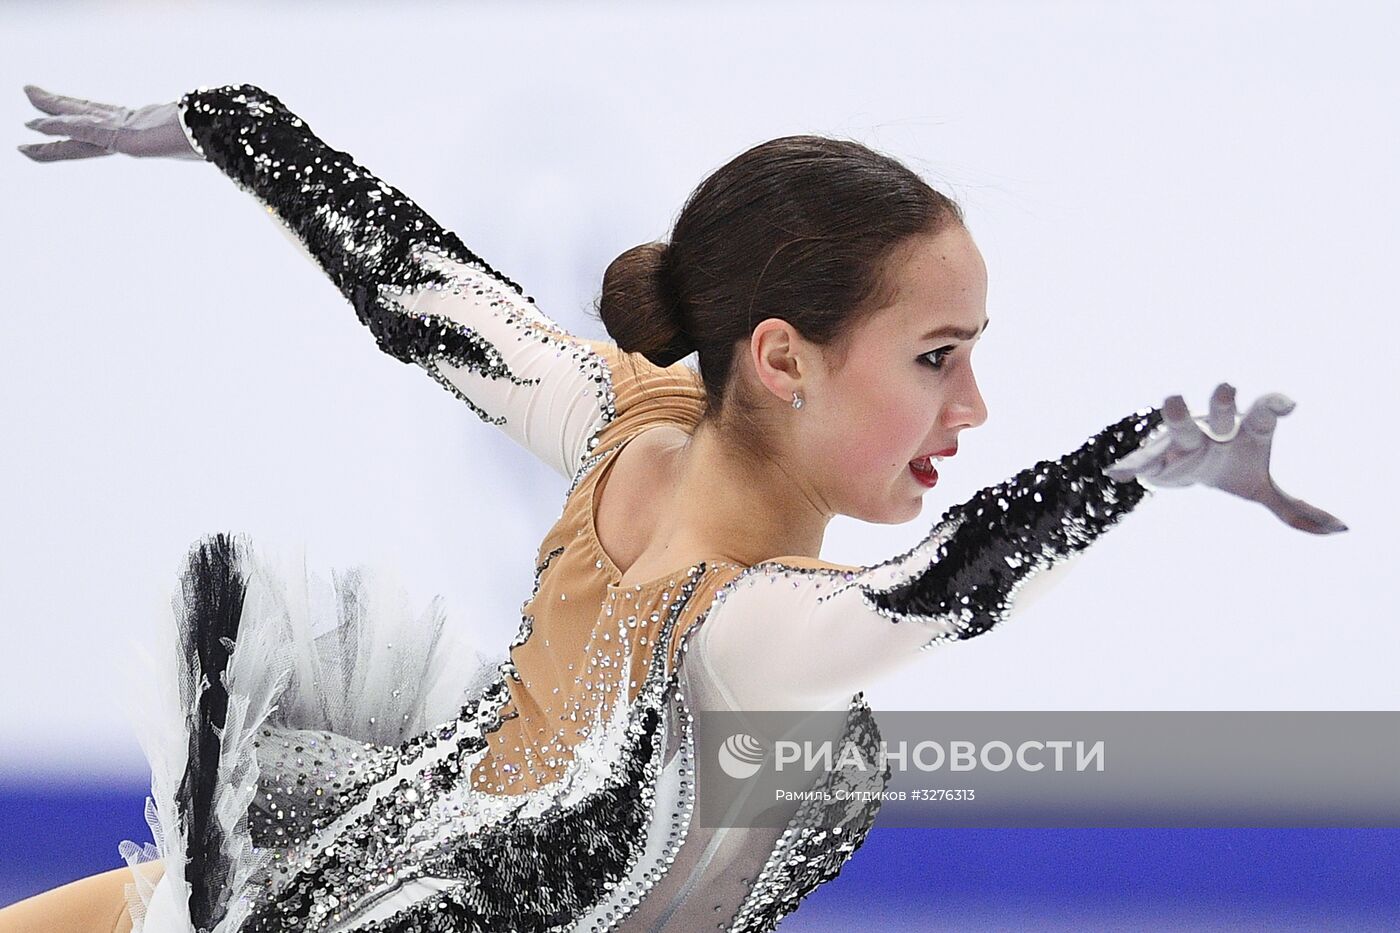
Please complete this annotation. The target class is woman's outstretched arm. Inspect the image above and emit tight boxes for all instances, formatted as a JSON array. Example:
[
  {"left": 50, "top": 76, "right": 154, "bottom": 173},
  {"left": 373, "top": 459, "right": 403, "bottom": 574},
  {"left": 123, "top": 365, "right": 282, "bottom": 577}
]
[
  {"left": 19, "top": 83, "right": 683, "bottom": 482},
  {"left": 688, "top": 387, "right": 1346, "bottom": 711}
]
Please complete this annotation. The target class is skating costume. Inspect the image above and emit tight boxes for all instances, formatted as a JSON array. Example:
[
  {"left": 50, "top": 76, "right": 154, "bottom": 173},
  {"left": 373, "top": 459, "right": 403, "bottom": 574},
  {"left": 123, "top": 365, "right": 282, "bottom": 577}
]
[{"left": 119, "top": 84, "right": 1166, "bottom": 933}]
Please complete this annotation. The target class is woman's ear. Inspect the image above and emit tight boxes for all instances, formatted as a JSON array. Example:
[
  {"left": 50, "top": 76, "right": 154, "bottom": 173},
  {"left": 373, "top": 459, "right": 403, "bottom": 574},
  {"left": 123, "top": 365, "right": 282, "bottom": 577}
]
[{"left": 749, "top": 318, "right": 804, "bottom": 405}]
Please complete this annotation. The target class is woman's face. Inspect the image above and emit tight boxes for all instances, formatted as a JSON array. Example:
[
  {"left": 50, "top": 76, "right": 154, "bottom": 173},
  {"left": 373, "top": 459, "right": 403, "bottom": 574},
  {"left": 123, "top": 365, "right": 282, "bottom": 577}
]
[{"left": 784, "top": 225, "right": 990, "bottom": 525}]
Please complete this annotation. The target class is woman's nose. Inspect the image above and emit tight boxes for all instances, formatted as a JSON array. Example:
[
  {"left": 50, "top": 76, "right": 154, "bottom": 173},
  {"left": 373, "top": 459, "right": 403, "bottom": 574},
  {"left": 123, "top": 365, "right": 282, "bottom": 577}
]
[{"left": 945, "top": 371, "right": 988, "bottom": 430}]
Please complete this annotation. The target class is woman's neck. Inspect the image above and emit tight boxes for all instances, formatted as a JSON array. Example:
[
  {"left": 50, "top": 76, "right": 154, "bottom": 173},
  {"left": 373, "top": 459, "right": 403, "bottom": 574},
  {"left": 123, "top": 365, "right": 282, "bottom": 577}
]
[{"left": 657, "top": 418, "right": 830, "bottom": 567}]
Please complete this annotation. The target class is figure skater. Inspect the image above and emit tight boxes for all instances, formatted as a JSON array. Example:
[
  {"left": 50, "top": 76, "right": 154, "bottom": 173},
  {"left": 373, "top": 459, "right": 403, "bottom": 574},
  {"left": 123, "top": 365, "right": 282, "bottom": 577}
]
[{"left": 2, "top": 83, "right": 1345, "bottom": 933}]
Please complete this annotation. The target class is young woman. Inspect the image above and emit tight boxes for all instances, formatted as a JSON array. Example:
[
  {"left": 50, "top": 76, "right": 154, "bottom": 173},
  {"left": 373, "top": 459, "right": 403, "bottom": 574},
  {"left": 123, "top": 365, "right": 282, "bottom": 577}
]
[{"left": 5, "top": 83, "right": 1344, "bottom": 933}]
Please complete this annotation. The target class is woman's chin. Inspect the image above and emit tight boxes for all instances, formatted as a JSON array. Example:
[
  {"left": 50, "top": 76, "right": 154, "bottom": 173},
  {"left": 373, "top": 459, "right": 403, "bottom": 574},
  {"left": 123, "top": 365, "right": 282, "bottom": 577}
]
[{"left": 879, "top": 494, "right": 925, "bottom": 526}]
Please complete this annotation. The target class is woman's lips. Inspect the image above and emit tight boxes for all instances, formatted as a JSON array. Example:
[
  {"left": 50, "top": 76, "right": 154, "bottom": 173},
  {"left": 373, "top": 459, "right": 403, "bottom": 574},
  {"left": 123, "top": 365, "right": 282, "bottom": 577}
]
[
  {"left": 908, "top": 448, "right": 954, "bottom": 488},
  {"left": 909, "top": 458, "right": 939, "bottom": 487}
]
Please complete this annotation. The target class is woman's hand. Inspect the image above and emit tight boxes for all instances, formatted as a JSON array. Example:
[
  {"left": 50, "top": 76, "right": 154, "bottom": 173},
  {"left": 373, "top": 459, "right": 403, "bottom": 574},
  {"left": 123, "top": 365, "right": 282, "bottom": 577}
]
[
  {"left": 1104, "top": 382, "right": 1348, "bottom": 534},
  {"left": 16, "top": 84, "right": 202, "bottom": 162}
]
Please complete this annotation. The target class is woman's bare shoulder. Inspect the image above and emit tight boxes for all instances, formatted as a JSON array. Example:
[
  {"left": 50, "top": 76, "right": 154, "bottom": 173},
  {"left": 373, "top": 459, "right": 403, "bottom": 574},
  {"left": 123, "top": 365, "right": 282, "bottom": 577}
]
[{"left": 594, "top": 425, "right": 690, "bottom": 575}]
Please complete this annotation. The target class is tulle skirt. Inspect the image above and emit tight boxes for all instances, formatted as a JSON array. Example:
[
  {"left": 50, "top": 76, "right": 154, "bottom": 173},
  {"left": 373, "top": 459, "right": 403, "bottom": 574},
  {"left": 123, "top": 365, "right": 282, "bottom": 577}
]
[{"left": 117, "top": 532, "right": 505, "bottom": 933}]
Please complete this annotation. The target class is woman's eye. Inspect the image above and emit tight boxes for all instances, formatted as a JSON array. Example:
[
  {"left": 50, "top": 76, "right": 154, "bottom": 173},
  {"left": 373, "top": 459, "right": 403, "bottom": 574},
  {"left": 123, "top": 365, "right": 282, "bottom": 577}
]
[{"left": 919, "top": 347, "right": 953, "bottom": 370}]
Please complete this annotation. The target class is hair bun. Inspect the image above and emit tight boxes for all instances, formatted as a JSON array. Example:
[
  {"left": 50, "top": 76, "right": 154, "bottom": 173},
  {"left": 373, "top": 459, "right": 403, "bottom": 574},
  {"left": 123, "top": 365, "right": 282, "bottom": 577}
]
[{"left": 597, "top": 241, "right": 694, "bottom": 367}]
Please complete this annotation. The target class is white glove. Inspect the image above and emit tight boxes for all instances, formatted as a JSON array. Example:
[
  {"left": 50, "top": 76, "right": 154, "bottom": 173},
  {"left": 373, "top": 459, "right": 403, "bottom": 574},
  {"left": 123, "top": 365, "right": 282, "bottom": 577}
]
[
  {"left": 1105, "top": 382, "right": 1347, "bottom": 534},
  {"left": 15, "top": 84, "right": 202, "bottom": 162}
]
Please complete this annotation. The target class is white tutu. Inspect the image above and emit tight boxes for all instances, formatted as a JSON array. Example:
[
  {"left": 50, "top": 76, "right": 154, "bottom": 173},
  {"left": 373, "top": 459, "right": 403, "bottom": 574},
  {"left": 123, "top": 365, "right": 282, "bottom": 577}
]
[{"left": 116, "top": 533, "right": 506, "bottom": 933}]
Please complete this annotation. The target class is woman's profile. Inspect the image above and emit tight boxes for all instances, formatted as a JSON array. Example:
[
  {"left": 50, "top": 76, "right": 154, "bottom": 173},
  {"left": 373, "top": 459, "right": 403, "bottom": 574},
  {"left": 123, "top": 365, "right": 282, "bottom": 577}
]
[{"left": 2, "top": 82, "right": 1345, "bottom": 933}]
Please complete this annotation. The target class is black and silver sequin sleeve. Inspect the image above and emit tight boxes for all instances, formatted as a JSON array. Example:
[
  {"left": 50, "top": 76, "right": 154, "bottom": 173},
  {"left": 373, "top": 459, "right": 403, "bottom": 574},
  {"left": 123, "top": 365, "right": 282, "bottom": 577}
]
[
  {"left": 690, "top": 406, "right": 1168, "bottom": 710},
  {"left": 176, "top": 83, "right": 623, "bottom": 480}
]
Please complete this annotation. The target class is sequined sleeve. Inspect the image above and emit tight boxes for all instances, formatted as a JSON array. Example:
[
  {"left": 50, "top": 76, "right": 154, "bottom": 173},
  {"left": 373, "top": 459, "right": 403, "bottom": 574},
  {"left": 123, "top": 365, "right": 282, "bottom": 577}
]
[
  {"left": 175, "top": 83, "right": 701, "bottom": 481},
  {"left": 689, "top": 406, "right": 1167, "bottom": 710}
]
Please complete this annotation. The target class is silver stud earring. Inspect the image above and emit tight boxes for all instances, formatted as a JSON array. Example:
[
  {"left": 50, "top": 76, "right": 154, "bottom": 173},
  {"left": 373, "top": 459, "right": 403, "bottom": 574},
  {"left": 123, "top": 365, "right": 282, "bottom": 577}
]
[{"left": 791, "top": 391, "right": 804, "bottom": 410}]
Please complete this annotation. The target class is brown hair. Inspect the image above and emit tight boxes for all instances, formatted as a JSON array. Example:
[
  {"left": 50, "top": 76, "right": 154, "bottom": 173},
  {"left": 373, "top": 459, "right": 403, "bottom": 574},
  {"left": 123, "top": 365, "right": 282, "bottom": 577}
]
[{"left": 592, "top": 134, "right": 964, "bottom": 448}]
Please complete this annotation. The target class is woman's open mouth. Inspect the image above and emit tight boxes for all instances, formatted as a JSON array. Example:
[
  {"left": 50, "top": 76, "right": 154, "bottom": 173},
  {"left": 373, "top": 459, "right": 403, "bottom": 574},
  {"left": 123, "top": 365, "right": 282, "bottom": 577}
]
[{"left": 908, "top": 455, "right": 940, "bottom": 488}]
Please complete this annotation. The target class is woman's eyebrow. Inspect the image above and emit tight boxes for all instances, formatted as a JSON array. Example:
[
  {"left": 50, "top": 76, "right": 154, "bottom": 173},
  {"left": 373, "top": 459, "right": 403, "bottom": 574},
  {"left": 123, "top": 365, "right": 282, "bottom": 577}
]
[{"left": 921, "top": 317, "right": 990, "bottom": 341}]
